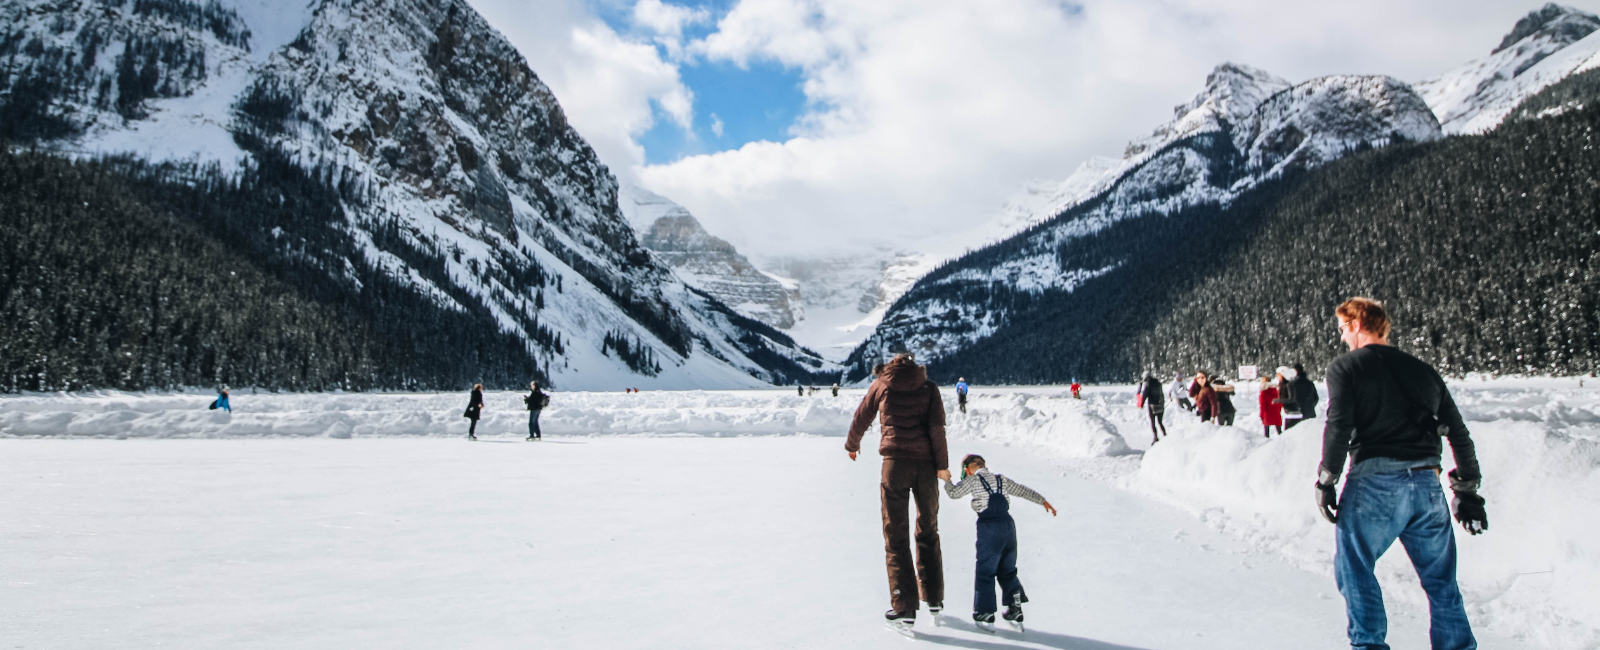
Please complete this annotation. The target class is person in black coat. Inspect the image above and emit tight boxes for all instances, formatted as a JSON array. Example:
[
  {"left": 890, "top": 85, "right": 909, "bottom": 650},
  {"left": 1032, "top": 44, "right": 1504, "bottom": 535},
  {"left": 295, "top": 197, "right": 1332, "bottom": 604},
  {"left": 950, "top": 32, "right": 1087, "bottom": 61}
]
[
  {"left": 1213, "top": 377, "right": 1237, "bottom": 426},
  {"left": 464, "top": 383, "right": 485, "bottom": 440},
  {"left": 523, "top": 381, "right": 548, "bottom": 441},
  {"left": 1285, "top": 363, "right": 1320, "bottom": 429}
]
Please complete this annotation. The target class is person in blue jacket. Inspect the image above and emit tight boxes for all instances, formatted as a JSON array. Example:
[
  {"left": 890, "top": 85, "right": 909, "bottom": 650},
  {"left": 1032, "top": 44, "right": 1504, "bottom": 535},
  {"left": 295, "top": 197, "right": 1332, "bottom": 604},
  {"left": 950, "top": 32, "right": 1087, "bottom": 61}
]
[
  {"left": 956, "top": 378, "right": 970, "bottom": 414},
  {"left": 211, "top": 387, "right": 231, "bottom": 413}
]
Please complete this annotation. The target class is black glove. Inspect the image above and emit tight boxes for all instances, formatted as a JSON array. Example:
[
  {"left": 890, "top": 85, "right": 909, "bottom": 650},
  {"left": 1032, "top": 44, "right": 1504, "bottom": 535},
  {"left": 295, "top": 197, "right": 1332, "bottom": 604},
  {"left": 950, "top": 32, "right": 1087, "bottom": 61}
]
[
  {"left": 1315, "top": 466, "right": 1339, "bottom": 524},
  {"left": 1448, "top": 469, "right": 1488, "bottom": 535},
  {"left": 1315, "top": 482, "right": 1339, "bottom": 524}
]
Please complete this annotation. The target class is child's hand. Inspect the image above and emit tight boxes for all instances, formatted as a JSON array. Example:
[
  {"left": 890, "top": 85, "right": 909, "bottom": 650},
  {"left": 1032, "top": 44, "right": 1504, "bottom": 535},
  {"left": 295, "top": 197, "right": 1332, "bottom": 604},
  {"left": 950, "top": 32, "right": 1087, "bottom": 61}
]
[
  {"left": 937, "top": 469, "right": 952, "bottom": 481},
  {"left": 1043, "top": 500, "right": 1058, "bottom": 517}
]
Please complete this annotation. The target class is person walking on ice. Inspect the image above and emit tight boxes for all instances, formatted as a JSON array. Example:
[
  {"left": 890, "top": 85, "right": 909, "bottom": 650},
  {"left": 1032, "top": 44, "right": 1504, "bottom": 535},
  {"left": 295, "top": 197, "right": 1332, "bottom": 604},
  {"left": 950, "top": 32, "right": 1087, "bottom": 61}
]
[
  {"left": 1137, "top": 373, "right": 1167, "bottom": 444},
  {"left": 523, "top": 381, "right": 548, "bottom": 441},
  {"left": 1316, "top": 297, "right": 1488, "bottom": 650},
  {"left": 210, "top": 386, "right": 232, "bottom": 413},
  {"left": 944, "top": 454, "right": 1056, "bottom": 633},
  {"left": 956, "top": 377, "right": 969, "bottom": 414},
  {"left": 846, "top": 353, "right": 950, "bottom": 636},
  {"left": 463, "top": 383, "right": 485, "bottom": 441}
]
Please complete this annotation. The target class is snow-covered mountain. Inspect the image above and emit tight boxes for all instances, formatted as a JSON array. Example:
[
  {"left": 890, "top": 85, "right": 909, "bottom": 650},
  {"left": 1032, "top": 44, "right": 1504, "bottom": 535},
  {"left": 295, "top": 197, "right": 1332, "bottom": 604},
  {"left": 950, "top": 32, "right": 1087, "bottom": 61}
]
[
  {"left": 757, "top": 250, "right": 938, "bottom": 361},
  {"left": 0, "top": 0, "right": 836, "bottom": 389},
  {"left": 616, "top": 186, "right": 802, "bottom": 329},
  {"left": 1417, "top": 3, "right": 1600, "bottom": 134},
  {"left": 849, "top": 64, "right": 1441, "bottom": 376}
]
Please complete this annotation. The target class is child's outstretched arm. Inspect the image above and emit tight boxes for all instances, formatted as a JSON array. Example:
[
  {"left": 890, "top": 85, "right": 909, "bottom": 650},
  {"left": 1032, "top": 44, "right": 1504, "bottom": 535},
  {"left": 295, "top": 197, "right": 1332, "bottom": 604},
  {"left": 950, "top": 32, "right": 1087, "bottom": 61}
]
[
  {"left": 1002, "top": 478, "right": 1058, "bottom": 516},
  {"left": 943, "top": 474, "right": 975, "bottom": 499}
]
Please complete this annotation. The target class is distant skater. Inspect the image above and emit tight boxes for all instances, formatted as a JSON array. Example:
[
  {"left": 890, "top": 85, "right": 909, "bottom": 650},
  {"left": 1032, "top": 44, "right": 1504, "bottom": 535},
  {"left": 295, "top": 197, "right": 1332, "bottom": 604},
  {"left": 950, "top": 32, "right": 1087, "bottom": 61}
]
[
  {"left": 832, "top": 383, "right": 841, "bottom": 397},
  {"left": 1169, "top": 372, "right": 1193, "bottom": 412},
  {"left": 523, "top": 381, "right": 548, "bottom": 441},
  {"left": 846, "top": 353, "right": 949, "bottom": 635},
  {"left": 1070, "top": 380, "right": 1081, "bottom": 399},
  {"left": 943, "top": 454, "right": 1056, "bottom": 633},
  {"left": 956, "top": 377, "right": 969, "bottom": 414},
  {"left": 463, "top": 383, "right": 485, "bottom": 440},
  {"left": 1137, "top": 373, "right": 1167, "bottom": 443},
  {"left": 1213, "top": 377, "right": 1237, "bottom": 427},
  {"left": 210, "top": 386, "right": 232, "bottom": 413},
  {"left": 1289, "top": 363, "right": 1320, "bottom": 427},
  {"left": 1259, "top": 376, "right": 1283, "bottom": 437},
  {"left": 1193, "top": 372, "right": 1217, "bottom": 424},
  {"left": 799, "top": 384, "right": 805, "bottom": 397}
]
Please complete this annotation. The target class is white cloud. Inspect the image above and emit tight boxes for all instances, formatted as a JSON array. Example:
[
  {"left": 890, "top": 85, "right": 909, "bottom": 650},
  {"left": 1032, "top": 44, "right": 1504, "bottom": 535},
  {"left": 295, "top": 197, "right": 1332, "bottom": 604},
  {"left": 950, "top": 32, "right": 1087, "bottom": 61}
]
[
  {"left": 710, "top": 113, "right": 725, "bottom": 137},
  {"left": 632, "top": 0, "right": 710, "bottom": 59},
  {"left": 465, "top": 0, "right": 695, "bottom": 184},
  {"left": 470, "top": 0, "right": 1600, "bottom": 258},
  {"left": 633, "top": 0, "right": 1600, "bottom": 259}
]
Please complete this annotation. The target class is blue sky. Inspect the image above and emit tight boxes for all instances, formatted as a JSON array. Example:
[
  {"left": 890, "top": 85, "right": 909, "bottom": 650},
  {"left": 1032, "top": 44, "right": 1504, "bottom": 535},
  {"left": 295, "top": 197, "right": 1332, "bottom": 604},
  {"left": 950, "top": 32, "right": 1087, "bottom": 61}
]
[
  {"left": 589, "top": 0, "right": 811, "bottom": 164},
  {"left": 476, "top": 0, "right": 1600, "bottom": 258},
  {"left": 636, "top": 59, "right": 807, "bottom": 164}
]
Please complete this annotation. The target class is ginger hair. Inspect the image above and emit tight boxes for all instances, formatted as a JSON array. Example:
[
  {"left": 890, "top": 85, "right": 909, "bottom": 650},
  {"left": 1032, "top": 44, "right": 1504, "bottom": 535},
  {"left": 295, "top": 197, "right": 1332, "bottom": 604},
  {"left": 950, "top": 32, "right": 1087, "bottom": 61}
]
[{"left": 1336, "top": 297, "right": 1391, "bottom": 339}]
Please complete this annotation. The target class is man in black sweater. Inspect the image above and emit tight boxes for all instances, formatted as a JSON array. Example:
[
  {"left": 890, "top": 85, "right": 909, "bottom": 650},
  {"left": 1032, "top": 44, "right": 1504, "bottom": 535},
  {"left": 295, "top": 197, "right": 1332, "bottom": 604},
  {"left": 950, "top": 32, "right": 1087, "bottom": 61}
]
[{"left": 1316, "top": 297, "right": 1487, "bottom": 650}]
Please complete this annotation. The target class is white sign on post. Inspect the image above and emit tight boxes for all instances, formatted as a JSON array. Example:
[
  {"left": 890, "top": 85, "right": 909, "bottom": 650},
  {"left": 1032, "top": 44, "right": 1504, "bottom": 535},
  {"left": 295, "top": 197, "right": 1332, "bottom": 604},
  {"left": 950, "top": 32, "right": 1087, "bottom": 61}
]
[{"left": 1238, "top": 365, "right": 1258, "bottom": 380}]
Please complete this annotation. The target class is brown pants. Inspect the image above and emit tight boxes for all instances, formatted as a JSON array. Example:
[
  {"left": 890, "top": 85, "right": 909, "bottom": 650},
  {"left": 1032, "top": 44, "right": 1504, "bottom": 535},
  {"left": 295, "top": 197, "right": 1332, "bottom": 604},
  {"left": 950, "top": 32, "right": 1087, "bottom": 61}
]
[{"left": 881, "top": 458, "right": 944, "bottom": 613}]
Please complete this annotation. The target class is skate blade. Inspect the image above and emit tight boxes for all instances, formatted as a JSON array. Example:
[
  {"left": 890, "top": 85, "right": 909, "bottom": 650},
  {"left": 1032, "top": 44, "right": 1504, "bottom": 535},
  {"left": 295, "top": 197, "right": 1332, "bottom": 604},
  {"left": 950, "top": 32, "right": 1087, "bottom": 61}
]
[
  {"left": 1008, "top": 620, "right": 1024, "bottom": 632},
  {"left": 886, "top": 621, "right": 916, "bottom": 639},
  {"left": 975, "top": 622, "right": 996, "bottom": 634}
]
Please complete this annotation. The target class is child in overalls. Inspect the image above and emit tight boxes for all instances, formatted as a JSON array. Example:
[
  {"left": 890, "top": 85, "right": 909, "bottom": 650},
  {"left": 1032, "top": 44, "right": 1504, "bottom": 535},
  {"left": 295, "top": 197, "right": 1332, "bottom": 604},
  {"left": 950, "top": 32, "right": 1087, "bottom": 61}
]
[{"left": 942, "top": 454, "right": 1056, "bottom": 631}]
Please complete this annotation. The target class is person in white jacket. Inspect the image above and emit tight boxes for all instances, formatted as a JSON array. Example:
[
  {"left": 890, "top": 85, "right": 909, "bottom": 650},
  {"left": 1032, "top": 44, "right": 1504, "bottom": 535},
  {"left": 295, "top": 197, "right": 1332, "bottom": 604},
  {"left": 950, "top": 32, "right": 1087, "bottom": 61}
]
[{"left": 1168, "top": 373, "right": 1193, "bottom": 412}]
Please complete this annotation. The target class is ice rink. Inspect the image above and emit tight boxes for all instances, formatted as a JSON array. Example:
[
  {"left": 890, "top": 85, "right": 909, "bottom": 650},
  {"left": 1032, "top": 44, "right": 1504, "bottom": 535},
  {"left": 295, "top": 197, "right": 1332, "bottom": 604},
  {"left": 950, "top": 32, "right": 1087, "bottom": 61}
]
[{"left": 3, "top": 381, "right": 1596, "bottom": 648}]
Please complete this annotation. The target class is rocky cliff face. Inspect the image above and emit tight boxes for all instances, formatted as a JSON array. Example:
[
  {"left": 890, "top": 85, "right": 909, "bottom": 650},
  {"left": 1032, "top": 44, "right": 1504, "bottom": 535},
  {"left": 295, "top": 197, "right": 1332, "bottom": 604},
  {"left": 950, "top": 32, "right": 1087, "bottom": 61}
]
[
  {"left": 1417, "top": 3, "right": 1600, "bottom": 134},
  {"left": 0, "top": 0, "right": 837, "bottom": 388},
  {"left": 849, "top": 65, "right": 1442, "bottom": 378},
  {"left": 618, "top": 185, "right": 801, "bottom": 330}
]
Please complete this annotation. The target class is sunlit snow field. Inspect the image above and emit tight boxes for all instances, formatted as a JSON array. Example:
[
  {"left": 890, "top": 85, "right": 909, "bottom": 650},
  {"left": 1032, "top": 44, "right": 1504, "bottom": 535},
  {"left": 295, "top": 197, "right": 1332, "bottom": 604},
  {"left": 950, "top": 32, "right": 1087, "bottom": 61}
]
[{"left": 3, "top": 380, "right": 1597, "bottom": 649}]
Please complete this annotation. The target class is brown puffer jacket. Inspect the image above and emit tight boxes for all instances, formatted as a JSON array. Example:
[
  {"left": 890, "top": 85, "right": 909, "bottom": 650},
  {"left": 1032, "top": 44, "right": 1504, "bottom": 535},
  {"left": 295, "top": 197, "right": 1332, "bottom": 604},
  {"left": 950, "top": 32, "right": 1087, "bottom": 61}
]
[{"left": 845, "top": 357, "right": 949, "bottom": 470}]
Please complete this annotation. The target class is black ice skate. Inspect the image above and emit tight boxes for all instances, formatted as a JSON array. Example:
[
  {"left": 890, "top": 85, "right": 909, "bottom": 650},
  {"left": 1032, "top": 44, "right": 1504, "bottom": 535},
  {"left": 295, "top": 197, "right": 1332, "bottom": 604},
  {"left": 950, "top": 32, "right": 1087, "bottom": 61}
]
[
  {"left": 884, "top": 609, "right": 915, "bottom": 638},
  {"left": 1002, "top": 604, "right": 1024, "bottom": 632},
  {"left": 973, "top": 612, "right": 996, "bottom": 633}
]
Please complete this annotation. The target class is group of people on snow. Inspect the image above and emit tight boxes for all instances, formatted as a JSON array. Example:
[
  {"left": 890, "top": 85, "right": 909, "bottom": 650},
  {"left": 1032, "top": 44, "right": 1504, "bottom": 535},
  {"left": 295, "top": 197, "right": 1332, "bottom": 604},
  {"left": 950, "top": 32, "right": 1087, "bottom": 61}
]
[
  {"left": 461, "top": 381, "right": 548, "bottom": 441},
  {"left": 849, "top": 298, "right": 1488, "bottom": 650},
  {"left": 1131, "top": 364, "right": 1321, "bottom": 445}
]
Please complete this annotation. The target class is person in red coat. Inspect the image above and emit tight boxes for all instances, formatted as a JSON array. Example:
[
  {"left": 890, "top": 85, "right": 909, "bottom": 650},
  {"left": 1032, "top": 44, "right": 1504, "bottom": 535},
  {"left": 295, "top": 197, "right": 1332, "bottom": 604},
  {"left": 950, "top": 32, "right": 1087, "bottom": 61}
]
[
  {"left": 1258, "top": 376, "right": 1284, "bottom": 437},
  {"left": 1070, "top": 381, "right": 1082, "bottom": 399}
]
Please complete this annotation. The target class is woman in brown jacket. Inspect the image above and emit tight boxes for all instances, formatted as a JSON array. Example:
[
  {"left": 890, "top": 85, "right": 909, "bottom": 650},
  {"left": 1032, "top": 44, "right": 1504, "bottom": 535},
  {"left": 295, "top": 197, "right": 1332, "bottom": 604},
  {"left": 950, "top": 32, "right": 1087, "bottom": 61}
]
[
  {"left": 1194, "top": 372, "right": 1219, "bottom": 423},
  {"left": 845, "top": 354, "right": 950, "bottom": 628}
]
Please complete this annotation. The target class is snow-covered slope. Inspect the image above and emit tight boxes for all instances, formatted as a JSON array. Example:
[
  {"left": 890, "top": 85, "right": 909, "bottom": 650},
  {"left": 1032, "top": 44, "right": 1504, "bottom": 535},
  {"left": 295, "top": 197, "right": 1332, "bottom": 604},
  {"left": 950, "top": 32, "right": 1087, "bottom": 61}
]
[
  {"left": 618, "top": 186, "right": 802, "bottom": 330},
  {"left": 0, "top": 0, "right": 835, "bottom": 389},
  {"left": 850, "top": 65, "right": 1440, "bottom": 376},
  {"left": 1417, "top": 3, "right": 1600, "bottom": 135},
  {"left": 761, "top": 249, "right": 939, "bottom": 362}
]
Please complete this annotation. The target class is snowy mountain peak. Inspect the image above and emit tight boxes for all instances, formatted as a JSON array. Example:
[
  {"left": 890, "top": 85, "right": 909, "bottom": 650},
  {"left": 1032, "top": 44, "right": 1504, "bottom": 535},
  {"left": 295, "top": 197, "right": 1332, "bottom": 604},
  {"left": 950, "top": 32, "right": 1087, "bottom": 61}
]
[
  {"left": 619, "top": 185, "right": 803, "bottom": 330},
  {"left": 1173, "top": 63, "right": 1291, "bottom": 125},
  {"left": 1494, "top": 3, "right": 1600, "bottom": 54},
  {"left": 1418, "top": 3, "right": 1600, "bottom": 134}
]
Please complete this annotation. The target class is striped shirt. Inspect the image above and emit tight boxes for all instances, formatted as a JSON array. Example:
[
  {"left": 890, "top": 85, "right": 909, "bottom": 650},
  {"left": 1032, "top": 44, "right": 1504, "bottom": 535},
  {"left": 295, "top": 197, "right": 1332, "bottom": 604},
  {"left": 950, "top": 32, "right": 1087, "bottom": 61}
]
[{"left": 943, "top": 469, "right": 1046, "bottom": 514}]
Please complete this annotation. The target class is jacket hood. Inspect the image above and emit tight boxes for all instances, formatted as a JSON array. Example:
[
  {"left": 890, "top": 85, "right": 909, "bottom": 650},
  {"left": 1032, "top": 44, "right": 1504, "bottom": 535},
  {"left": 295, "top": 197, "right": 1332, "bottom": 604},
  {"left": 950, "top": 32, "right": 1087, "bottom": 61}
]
[{"left": 880, "top": 357, "right": 928, "bottom": 391}]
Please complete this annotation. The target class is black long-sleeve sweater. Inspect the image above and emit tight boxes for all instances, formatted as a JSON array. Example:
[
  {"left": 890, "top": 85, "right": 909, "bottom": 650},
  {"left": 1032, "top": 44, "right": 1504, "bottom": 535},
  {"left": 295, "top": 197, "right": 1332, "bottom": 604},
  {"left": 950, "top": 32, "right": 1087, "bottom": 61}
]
[{"left": 1320, "top": 344, "right": 1481, "bottom": 481}]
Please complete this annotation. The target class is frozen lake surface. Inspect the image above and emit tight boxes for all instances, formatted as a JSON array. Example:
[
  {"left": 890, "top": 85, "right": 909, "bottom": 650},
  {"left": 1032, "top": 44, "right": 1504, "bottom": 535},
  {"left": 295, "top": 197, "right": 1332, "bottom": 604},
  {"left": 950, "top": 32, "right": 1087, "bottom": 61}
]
[{"left": 3, "top": 380, "right": 1595, "bottom": 648}]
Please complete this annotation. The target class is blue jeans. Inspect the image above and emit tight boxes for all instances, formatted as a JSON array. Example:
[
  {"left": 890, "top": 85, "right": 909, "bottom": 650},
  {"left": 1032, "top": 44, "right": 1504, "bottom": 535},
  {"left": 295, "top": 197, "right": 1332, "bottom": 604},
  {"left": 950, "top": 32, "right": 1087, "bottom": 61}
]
[
  {"left": 1335, "top": 469, "right": 1475, "bottom": 650},
  {"left": 528, "top": 411, "right": 541, "bottom": 439}
]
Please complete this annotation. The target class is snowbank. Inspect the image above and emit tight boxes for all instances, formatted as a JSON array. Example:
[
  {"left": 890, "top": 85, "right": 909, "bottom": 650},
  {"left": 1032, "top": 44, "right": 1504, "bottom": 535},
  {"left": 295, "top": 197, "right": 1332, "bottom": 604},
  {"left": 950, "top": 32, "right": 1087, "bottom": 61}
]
[
  {"left": 0, "top": 390, "right": 857, "bottom": 439},
  {"left": 947, "top": 390, "right": 1134, "bottom": 458},
  {"left": 0, "top": 388, "right": 1136, "bottom": 460},
  {"left": 1114, "top": 382, "right": 1600, "bottom": 649}
]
